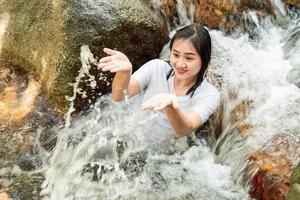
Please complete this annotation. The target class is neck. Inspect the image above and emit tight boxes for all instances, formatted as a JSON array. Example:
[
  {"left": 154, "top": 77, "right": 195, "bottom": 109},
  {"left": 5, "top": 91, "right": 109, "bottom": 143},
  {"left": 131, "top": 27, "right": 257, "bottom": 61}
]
[{"left": 173, "top": 76, "right": 196, "bottom": 95}]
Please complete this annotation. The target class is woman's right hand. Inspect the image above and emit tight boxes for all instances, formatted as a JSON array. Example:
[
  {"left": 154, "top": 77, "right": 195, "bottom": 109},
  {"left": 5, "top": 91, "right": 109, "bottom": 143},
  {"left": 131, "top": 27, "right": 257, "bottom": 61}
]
[{"left": 98, "top": 48, "right": 132, "bottom": 73}]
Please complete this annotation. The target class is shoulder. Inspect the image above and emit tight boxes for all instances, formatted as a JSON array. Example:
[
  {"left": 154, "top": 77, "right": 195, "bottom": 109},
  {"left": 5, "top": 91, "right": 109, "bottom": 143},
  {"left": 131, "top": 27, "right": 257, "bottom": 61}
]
[
  {"left": 143, "top": 59, "right": 171, "bottom": 73},
  {"left": 189, "top": 79, "right": 220, "bottom": 123},
  {"left": 144, "top": 59, "right": 170, "bottom": 68},
  {"left": 194, "top": 79, "right": 220, "bottom": 99}
]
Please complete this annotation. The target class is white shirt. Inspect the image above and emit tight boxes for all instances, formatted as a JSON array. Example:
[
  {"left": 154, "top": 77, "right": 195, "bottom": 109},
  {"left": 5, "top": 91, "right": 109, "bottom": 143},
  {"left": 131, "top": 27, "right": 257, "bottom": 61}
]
[{"left": 132, "top": 59, "right": 220, "bottom": 126}]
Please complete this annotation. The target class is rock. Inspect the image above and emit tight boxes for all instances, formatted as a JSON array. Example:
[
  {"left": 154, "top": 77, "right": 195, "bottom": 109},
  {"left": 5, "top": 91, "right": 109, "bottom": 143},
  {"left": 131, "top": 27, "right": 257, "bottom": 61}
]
[
  {"left": 245, "top": 151, "right": 292, "bottom": 200},
  {"left": 230, "top": 99, "right": 253, "bottom": 124},
  {"left": 284, "top": 0, "right": 300, "bottom": 8},
  {"left": 1, "top": 0, "right": 168, "bottom": 112},
  {"left": 245, "top": 133, "right": 300, "bottom": 200},
  {"left": 287, "top": 162, "right": 300, "bottom": 200},
  {"left": 213, "top": 95, "right": 254, "bottom": 139},
  {"left": 291, "top": 162, "right": 300, "bottom": 185},
  {"left": 287, "top": 65, "right": 300, "bottom": 88},
  {"left": 154, "top": 0, "right": 284, "bottom": 30},
  {"left": 39, "top": 129, "right": 58, "bottom": 152},
  {"left": 0, "top": 61, "right": 40, "bottom": 123},
  {"left": 287, "top": 183, "right": 300, "bottom": 200},
  {"left": 17, "top": 153, "right": 40, "bottom": 171},
  {"left": 283, "top": 18, "right": 300, "bottom": 88},
  {"left": 0, "top": 190, "right": 11, "bottom": 200},
  {"left": 8, "top": 173, "right": 44, "bottom": 200}
]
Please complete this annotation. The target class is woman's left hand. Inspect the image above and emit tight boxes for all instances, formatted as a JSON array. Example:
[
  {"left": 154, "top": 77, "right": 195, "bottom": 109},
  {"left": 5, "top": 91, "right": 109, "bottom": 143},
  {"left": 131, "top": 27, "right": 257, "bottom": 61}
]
[{"left": 142, "top": 93, "right": 178, "bottom": 111}]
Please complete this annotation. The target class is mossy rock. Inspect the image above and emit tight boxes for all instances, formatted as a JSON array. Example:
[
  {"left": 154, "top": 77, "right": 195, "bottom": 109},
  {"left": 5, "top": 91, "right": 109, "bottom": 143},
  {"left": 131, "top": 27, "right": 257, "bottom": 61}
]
[
  {"left": 8, "top": 173, "right": 44, "bottom": 200},
  {"left": 287, "top": 162, "right": 300, "bottom": 200},
  {"left": 0, "top": 0, "right": 168, "bottom": 112}
]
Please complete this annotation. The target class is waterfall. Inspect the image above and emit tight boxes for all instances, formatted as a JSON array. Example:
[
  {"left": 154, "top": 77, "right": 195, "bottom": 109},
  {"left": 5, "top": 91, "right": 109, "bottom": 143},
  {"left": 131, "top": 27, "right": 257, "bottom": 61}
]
[
  {"left": 41, "top": 1, "right": 300, "bottom": 199},
  {"left": 0, "top": 0, "right": 299, "bottom": 200}
]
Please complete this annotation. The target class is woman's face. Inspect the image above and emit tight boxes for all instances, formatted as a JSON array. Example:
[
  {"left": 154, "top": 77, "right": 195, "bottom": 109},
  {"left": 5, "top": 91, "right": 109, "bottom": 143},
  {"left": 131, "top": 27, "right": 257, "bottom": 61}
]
[{"left": 170, "top": 38, "right": 202, "bottom": 83}]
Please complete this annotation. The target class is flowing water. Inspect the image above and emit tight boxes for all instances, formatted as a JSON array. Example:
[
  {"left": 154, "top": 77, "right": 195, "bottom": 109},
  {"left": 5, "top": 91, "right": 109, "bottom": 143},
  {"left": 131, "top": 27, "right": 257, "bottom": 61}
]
[{"left": 1, "top": 0, "right": 300, "bottom": 200}]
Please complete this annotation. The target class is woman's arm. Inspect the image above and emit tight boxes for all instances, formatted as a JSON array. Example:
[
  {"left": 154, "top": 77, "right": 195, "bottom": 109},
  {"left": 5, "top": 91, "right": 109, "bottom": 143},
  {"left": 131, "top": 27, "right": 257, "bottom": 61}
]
[
  {"left": 142, "top": 93, "right": 202, "bottom": 137},
  {"left": 164, "top": 106, "right": 202, "bottom": 137},
  {"left": 98, "top": 48, "right": 140, "bottom": 101}
]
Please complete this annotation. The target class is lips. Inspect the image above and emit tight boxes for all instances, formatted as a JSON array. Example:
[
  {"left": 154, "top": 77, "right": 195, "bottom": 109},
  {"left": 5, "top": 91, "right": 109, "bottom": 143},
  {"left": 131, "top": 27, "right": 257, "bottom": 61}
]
[{"left": 176, "top": 68, "right": 188, "bottom": 74}]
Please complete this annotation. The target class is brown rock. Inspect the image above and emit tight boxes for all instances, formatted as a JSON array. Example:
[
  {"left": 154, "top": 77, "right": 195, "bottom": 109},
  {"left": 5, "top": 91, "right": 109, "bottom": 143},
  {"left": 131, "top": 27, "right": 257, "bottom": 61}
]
[
  {"left": 161, "top": 0, "right": 177, "bottom": 20},
  {"left": 244, "top": 132, "right": 300, "bottom": 200},
  {"left": 154, "top": 0, "right": 276, "bottom": 29},
  {"left": 238, "top": 124, "right": 253, "bottom": 137},
  {"left": 284, "top": 0, "right": 300, "bottom": 8},
  {"left": 0, "top": 62, "right": 40, "bottom": 123},
  {"left": 245, "top": 151, "right": 292, "bottom": 200},
  {"left": 230, "top": 100, "right": 253, "bottom": 124}
]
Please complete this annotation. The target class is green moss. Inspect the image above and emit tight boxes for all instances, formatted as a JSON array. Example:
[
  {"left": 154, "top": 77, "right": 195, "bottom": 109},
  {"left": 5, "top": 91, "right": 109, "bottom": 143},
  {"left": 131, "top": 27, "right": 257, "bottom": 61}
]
[{"left": 287, "top": 162, "right": 300, "bottom": 200}]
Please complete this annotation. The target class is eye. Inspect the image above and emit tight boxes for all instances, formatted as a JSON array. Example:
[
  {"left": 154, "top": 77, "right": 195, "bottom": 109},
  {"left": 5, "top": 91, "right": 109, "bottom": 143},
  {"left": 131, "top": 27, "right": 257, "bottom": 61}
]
[
  {"left": 172, "top": 53, "right": 179, "bottom": 58},
  {"left": 186, "top": 57, "right": 194, "bottom": 61}
]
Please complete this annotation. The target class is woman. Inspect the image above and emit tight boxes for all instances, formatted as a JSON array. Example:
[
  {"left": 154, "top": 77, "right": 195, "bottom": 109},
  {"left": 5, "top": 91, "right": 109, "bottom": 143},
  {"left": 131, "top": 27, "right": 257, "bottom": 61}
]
[{"left": 98, "top": 23, "right": 220, "bottom": 137}]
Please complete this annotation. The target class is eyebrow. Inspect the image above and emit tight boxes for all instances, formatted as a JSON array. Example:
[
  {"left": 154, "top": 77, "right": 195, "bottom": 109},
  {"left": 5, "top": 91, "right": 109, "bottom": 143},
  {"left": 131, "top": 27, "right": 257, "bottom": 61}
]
[{"left": 172, "top": 49, "right": 196, "bottom": 56}]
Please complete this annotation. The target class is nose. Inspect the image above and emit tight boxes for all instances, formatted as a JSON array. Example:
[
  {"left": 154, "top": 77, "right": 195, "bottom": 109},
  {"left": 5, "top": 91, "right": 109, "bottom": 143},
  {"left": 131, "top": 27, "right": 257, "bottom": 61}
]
[{"left": 175, "top": 58, "right": 186, "bottom": 68}]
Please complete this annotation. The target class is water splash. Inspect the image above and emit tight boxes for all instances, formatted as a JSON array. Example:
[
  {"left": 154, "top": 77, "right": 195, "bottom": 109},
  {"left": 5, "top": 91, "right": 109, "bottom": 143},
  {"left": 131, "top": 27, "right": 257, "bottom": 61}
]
[
  {"left": 176, "top": 0, "right": 194, "bottom": 26},
  {"left": 64, "top": 45, "right": 99, "bottom": 128},
  {"left": 42, "top": 1, "right": 300, "bottom": 200},
  {"left": 42, "top": 96, "right": 250, "bottom": 200},
  {"left": 156, "top": 0, "right": 195, "bottom": 60},
  {"left": 209, "top": 17, "right": 300, "bottom": 182},
  {"left": 270, "top": 0, "right": 287, "bottom": 20}
]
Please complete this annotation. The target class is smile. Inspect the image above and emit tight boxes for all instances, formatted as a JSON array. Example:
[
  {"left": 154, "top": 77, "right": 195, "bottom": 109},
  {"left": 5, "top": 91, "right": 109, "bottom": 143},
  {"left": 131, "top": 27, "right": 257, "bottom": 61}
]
[{"left": 176, "top": 68, "right": 188, "bottom": 74}]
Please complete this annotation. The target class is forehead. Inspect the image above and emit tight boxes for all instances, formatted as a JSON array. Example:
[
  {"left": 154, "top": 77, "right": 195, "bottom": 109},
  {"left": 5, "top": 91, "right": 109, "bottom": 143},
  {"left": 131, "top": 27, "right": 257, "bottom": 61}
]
[{"left": 172, "top": 38, "right": 197, "bottom": 53}]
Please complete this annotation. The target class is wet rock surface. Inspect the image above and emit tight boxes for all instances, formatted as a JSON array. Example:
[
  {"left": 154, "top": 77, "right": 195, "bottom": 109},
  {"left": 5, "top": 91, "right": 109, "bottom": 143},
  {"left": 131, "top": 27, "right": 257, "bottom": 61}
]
[
  {"left": 7, "top": 173, "right": 44, "bottom": 200},
  {"left": 1, "top": 0, "right": 168, "bottom": 112},
  {"left": 287, "top": 162, "right": 300, "bottom": 200},
  {"left": 284, "top": 0, "right": 300, "bottom": 8},
  {"left": 0, "top": 62, "right": 62, "bottom": 200},
  {"left": 246, "top": 151, "right": 292, "bottom": 200},
  {"left": 156, "top": 0, "right": 282, "bottom": 30},
  {"left": 245, "top": 133, "right": 300, "bottom": 200},
  {"left": 284, "top": 18, "right": 300, "bottom": 88}
]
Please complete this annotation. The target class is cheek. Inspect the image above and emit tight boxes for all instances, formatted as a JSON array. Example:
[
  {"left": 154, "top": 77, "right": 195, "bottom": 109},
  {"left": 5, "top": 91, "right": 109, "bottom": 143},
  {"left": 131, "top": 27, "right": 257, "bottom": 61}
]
[
  {"left": 191, "top": 62, "right": 202, "bottom": 73},
  {"left": 170, "top": 56, "right": 176, "bottom": 67}
]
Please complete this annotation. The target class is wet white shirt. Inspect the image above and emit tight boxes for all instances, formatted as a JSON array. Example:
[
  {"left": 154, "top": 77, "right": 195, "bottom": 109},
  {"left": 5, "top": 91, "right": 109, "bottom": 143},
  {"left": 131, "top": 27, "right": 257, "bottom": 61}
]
[{"left": 132, "top": 59, "right": 220, "bottom": 128}]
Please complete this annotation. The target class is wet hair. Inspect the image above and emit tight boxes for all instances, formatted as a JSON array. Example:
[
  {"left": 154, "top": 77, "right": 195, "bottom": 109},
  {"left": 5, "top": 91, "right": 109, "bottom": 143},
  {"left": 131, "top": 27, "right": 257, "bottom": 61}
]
[{"left": 167, "top": 23, "right": 212, "bottom": 97}]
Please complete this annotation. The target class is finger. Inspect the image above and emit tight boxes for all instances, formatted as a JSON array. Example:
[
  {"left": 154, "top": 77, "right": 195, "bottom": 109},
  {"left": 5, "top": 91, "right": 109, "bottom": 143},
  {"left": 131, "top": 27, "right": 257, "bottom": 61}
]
[
  {"left": 103, "top": 48, "right": 119, "bottom": 56},
  {"left": 101, "top": 63, "right": 116, "bottom": 72},
  {"left": 142, "top": 101, "right": 156, "bottom": 110},
  {"left": 110, "top": 67, "right": 124, "bottom": 73},
  {"left": 99, "top": 56, "right": 112, "bottom": 63},
  {"left": 153, "top": 102, "right": 167, "bottom": 111},
  {"left": 98, "top": 61, "right": 113, "bottom": 69},
  {"left": 141, "top": 103, "right": 152, "bottom": 110}
]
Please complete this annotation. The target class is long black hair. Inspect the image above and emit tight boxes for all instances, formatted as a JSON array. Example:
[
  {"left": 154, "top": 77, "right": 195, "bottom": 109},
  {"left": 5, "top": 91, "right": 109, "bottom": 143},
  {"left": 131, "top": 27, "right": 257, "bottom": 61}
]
[{"left": 168, "top": 23, "right": 212, "bottom": 97}]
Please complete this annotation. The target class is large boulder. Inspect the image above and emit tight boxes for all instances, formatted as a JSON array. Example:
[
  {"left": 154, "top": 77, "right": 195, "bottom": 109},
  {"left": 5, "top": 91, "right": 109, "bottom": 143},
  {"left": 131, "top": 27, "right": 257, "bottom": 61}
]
[
  {"left": 245, "top": 151, "right": 292, "bottom": 200},
  {"left": 0, "top": 0, "right": 168, "bottom": 112},
  {"left": 244, "top": 134, "right": 300, "bottom": 200}
]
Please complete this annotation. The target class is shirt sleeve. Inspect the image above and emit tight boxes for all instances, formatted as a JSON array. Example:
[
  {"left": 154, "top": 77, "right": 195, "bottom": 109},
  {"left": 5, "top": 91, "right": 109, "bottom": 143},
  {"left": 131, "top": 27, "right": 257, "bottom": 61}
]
[
  {"left": 190, "top": 87, "right": 220, "bottom": 124},
  {"left": 131, "top": 60, "right": 156, "bottom": 90}
]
